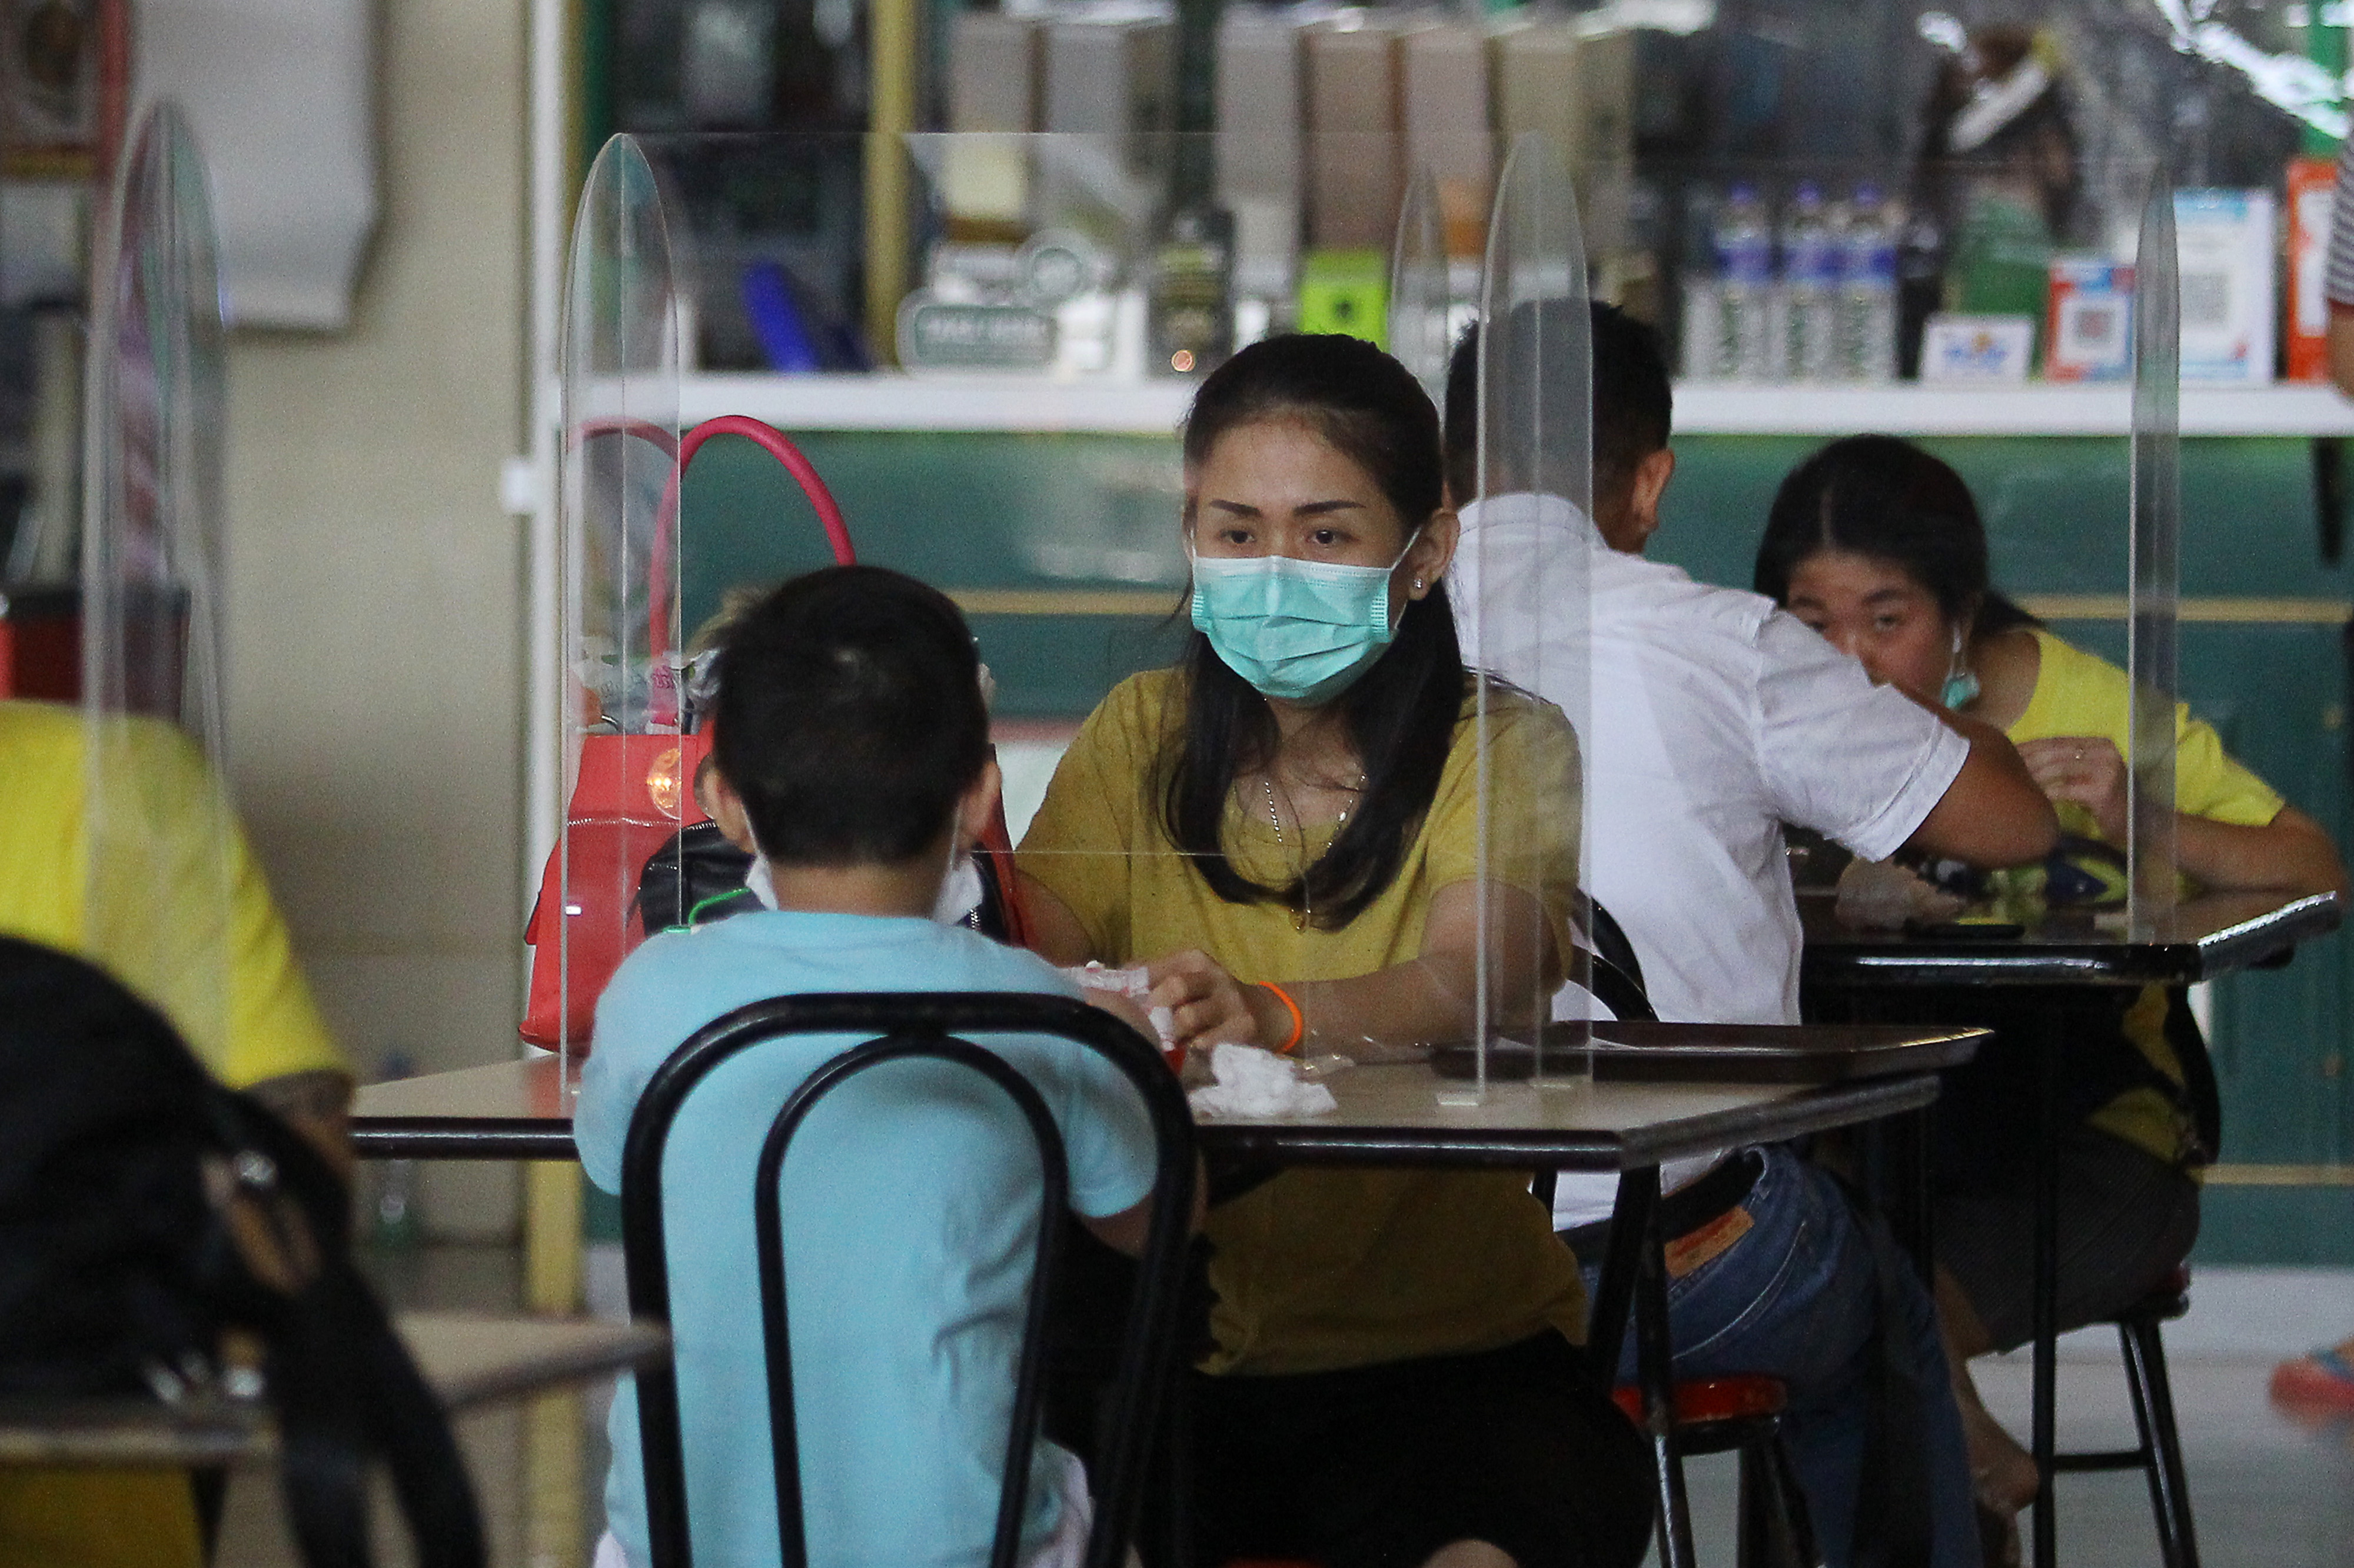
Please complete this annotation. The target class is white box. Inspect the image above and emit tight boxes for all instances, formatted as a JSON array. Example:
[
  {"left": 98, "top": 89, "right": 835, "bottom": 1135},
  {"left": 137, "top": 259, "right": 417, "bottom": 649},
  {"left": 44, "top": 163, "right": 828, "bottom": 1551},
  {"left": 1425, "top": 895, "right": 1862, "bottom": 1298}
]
[
  {"left": 2172, "top": 189, "right": 2275, "bottom": 385},
  {"left": 1920, "top": 314, "right": 2035, "bottom": 383}
]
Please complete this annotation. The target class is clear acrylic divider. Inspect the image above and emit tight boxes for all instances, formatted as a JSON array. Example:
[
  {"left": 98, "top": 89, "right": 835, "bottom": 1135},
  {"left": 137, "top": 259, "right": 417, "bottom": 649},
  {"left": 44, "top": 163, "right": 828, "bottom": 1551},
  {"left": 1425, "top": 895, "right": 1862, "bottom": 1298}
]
[
  {"left": 1457, "top": 132, "right": 1593, "bottom": 1103},
  {"left": 80, "top": 101, "right": 235, "bottom": 1062},
  {"left": 1388, "top": 165, "right": 1450, "bottom": 404},
  {"left": 2128, "top": 169, "right": 2182, "bottom": 934},
  {"left": 554, "top": 134, "right": 689, "bottom": 1074}
]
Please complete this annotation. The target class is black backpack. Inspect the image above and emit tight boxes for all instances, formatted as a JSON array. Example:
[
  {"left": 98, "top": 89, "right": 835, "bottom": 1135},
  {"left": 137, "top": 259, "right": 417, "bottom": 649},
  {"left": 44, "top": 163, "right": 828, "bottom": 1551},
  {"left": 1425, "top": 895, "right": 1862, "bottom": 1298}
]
[{"left": 0, "top": 935, "right": 485, "bottom": 1568}]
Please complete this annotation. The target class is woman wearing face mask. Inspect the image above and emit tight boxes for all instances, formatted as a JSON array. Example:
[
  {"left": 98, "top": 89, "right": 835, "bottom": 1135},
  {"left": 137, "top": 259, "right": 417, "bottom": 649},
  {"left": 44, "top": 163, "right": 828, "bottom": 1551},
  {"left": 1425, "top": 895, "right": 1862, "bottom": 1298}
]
[
  {"left": 1016, "top": 335, "right": 1652, "bottom": 1568},
  {"left": 1754, "top": 434, "right": 2348, "bottom": 1551}
]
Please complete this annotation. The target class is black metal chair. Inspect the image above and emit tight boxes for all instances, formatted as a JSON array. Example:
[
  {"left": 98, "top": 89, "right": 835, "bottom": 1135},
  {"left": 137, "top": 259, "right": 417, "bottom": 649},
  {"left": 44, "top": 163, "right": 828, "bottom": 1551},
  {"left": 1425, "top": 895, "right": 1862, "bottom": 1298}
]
[
  {"left": 2051, "top": 1264, "right": 2200, "bottom": 1568},
  {"left": 619, "top": 991, "right": 1198, "bottom": 1568}
]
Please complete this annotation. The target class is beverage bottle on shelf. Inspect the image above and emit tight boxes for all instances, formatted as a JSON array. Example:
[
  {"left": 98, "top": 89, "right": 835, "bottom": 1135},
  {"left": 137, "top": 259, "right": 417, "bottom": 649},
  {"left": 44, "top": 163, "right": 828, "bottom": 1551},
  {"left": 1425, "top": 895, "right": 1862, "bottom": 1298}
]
[
  {"left": 1837, "top": 184, "right": 1900, "bottom": 381},
  {"left": 1713, "top": 183, "right": 1774, "bottom": 380},
  {"left": 1774, "top": 183, "right": 1837, "bottom": 381}
]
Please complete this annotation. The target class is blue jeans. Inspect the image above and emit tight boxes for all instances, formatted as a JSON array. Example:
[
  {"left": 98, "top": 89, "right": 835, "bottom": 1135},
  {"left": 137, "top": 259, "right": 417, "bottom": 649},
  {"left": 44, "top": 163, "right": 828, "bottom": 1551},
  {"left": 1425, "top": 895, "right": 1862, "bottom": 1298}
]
[{"left": 1578, "top": 1146, "right": 1981, "bottom": 1568}]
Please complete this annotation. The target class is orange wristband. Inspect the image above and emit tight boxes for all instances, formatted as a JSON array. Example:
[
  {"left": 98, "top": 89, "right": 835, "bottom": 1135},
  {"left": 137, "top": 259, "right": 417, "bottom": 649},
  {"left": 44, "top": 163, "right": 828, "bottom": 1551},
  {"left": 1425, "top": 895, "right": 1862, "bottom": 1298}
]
[{"left": 1258, "top": 982, "right": 1305, "bottom": 1055}]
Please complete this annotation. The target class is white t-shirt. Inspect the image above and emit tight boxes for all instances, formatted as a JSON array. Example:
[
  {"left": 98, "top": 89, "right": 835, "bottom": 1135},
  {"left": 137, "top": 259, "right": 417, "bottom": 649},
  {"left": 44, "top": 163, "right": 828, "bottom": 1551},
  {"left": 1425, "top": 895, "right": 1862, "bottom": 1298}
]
[{"left": 1449, "top": 494, "right": 1970, "bottom": 1226}]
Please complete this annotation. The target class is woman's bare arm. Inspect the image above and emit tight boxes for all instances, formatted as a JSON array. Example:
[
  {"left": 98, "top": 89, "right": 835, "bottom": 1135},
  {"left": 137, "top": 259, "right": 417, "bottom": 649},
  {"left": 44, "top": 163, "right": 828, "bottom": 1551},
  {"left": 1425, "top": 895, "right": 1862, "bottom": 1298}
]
[
  {"left": 1015, "top": 871, "right": 1099, "bottom": 966},
  {"left": 1147, "top": 880, "right": 1562, "bottom": 1060},
  {"left": 2175, "top": 805, "right": 2349, "bottom": 900},
  {"left": 2016, "top": 738, "right": 2349, "bottom": 899}
]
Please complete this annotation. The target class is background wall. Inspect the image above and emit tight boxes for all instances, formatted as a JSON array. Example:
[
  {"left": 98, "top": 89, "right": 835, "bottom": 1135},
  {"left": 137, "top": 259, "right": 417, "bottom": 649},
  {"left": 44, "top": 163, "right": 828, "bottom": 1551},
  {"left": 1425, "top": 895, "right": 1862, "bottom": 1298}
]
[{"left": 218, "top": 0, "right": 530, "bottom": 1238}]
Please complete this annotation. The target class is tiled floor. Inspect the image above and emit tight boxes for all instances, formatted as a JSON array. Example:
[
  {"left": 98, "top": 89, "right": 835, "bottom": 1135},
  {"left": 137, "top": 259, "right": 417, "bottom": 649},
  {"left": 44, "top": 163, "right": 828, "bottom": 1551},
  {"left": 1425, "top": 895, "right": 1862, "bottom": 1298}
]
[{"left": 218, "top": 1247, "right": 2354, "bottom": 1567}]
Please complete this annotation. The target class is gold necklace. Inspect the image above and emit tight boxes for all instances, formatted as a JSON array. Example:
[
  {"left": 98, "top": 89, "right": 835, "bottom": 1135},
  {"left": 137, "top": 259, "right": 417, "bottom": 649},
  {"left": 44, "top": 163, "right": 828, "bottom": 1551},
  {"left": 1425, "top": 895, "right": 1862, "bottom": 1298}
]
[{"left": 1261, "top": 773, "right": 1364, "bottom": 933}]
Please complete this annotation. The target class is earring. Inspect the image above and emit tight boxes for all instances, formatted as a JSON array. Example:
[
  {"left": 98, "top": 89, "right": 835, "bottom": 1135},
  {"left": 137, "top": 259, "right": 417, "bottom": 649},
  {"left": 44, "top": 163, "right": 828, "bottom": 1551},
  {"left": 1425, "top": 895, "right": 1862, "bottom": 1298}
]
[{"left": 1413, "top": 577, "right": 1425, "bottom": 591}]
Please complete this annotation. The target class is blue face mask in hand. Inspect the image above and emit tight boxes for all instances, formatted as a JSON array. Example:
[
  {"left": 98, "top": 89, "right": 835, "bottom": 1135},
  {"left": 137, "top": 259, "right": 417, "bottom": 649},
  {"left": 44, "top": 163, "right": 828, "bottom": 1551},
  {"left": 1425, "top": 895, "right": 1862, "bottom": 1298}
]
[{"left": 1189, "top": 532, "right": 1419, "bottom": 705}]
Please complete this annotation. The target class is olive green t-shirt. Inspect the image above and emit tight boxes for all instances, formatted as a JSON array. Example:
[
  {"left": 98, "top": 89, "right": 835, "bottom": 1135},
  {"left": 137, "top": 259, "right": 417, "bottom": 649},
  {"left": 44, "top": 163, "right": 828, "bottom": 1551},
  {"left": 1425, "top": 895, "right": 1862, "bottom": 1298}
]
[{"left": 1017, "top": 668, "right": 1588, "bottom": 1376}]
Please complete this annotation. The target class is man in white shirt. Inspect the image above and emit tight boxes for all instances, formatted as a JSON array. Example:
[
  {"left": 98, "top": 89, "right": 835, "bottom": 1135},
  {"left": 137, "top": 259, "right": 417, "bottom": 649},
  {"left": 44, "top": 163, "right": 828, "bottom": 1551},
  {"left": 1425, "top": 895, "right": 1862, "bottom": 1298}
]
[{"left": 1444, "top": 302, "right": 2057, "bottom": 1568}]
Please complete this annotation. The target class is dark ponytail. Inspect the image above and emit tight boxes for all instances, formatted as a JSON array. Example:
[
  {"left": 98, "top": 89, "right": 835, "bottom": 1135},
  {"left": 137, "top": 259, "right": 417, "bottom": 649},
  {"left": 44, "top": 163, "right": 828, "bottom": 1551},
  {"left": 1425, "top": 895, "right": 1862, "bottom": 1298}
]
[
  {"left": 1753, "top": 434, "right": 2039, "bottom": 635},
  {"left": 1163, "top": 333, "right": 1465, "bottom": 930}
]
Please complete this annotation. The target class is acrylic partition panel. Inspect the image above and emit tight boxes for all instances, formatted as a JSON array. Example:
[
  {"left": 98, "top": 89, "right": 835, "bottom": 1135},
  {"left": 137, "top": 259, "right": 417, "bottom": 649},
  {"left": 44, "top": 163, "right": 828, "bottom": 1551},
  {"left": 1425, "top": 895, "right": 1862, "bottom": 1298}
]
[
  {"left": 2129, "top": 170, "right": 2182, "bottom": 933},
  {"left": 553, "top": 134, "right": 690, "bottom": 1061},
  {"left": 79, "top": 100, "right": 235, "bottom": 1063},
  {"left": 1388, "top": 166, "right": 1453, "bottom": 405},
  {"left": 1460, "top": 133, "right": 1593, "bottom": 1100},
  {"left": 611, "top": 131, "right": 1540, "bottom": 1073}
]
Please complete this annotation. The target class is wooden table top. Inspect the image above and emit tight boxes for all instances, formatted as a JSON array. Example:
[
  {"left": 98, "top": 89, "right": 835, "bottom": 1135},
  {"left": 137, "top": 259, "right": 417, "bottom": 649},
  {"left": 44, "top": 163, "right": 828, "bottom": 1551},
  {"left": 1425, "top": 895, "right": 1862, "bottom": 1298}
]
[
  {"left": 354, "top": 1027, "right": 1951, "bottom": 1169},
  {"left": 0, "top": 1312, "right": 668, "bottom": 1467}
]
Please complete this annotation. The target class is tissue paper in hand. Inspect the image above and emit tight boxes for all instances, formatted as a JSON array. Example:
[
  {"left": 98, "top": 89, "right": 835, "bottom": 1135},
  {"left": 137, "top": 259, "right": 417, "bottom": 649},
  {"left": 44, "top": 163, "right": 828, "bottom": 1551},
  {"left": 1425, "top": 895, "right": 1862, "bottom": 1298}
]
[
  {"left": 1063, "top": 963, "right": 1179, "bottom": 1052},
  {"left": 1187, "top": 1043, "right": 1338, "bottom": 1120}
]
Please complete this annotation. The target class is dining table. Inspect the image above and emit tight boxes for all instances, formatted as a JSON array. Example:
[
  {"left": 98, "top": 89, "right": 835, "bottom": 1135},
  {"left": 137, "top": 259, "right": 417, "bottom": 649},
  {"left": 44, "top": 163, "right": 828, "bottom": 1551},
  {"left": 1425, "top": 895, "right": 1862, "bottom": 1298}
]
[
  {"left": 353, "top": 1015, "right": 1987, "bottom": 1568},
  {"left": 1798, "top": 887, "right": 2345, "bottom": 1568}
]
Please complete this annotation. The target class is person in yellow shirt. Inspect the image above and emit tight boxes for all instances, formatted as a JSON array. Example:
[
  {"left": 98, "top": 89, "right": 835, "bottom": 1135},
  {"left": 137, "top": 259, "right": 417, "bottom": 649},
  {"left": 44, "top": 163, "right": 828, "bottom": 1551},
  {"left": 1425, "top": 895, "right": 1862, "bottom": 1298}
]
[
  {"left": 1753, "top": 435, "right": 2347, "bottom": 1546},
  {"left": 1016, "top": 335, "right": 1650, "bottom": 1568},
  {"left": 0, "top": 697, "right": 351, "bottom": 1568}
]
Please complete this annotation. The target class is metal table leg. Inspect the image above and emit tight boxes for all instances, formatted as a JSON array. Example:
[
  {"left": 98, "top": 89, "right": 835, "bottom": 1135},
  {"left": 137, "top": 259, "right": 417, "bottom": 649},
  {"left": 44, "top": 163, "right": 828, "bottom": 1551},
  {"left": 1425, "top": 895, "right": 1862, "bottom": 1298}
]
[
  {"left": 1632, "top": 1168, "right": 1697, "bottom": 1568},
  {"left": 2032, "top": 1014, "right": 2060, "bottom": 1568}
]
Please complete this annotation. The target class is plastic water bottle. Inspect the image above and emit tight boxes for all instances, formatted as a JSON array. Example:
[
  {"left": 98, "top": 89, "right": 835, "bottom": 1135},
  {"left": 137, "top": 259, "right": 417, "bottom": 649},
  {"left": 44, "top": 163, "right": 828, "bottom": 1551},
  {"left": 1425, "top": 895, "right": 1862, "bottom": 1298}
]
[
  {"left": 1774, "top": 184, "right": 1837, "bottom": 381},
  {"left": 1713, "top": 184, "right": 1774, "bottom": 380},
  {"left": 1837, "top": 184, "right": 1900, "bottom": 381}
]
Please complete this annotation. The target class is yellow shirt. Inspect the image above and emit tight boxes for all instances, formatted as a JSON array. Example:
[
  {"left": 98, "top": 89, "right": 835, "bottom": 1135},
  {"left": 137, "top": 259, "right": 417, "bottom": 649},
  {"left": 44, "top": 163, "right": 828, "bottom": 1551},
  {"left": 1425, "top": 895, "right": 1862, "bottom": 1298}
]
[
  {"left": 0, "top": 700, "right": 343, "bottom": 1090},
  {"left": 2004, "top": 630, "right": 2284, "bottom": 1163},
  {"left": 1018, "top": 668, "right": 1588, "bottom": 1376},
  {"left": 0, "top": 701, "right": 344, "bottom": 1568}
]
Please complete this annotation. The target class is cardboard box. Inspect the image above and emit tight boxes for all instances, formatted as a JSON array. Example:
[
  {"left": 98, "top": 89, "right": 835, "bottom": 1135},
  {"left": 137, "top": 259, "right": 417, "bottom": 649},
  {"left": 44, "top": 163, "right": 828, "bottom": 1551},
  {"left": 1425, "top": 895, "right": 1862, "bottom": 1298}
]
[
  {"left": 1304, "top": 19, "right": 1399, "bottom": 251},
  {"left": 2173, "top": 189, "right": 2275, "bottom": 385},
  {"left": 1399, "top": 21, "right": 1491, "bottom": 258},
  {"left": 2287, "top": 157, "right": 2335, "bottom": 383},
  {"left": 1920, "top": 314, "right": 2034, "bottom": 383},
  {"left": 2044, "top": 257, "right": 2135, "bottom": 382},
  {"left": 1490, "top": 22, "right": 1635, "bottom": 255},
  {"left": 1297, "top": 248, "right": 1389, "bottom": 347},
  {"left": 941, "top": 12, "right": 1040, "bottom": 235},
  {"left": 1216, "top": 11, "right": 1302, "bottom": 298}
]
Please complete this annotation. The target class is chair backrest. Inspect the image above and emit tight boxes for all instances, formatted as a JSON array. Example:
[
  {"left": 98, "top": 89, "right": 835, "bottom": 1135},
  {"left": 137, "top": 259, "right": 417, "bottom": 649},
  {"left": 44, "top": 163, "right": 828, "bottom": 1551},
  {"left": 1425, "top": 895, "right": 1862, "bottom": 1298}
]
[
  {"left": 1568, "top": 891, "right": 1655, "bottom": 1024},
  {"left": 619, "top": 991, "right": 1198, "bottom": 1568}
]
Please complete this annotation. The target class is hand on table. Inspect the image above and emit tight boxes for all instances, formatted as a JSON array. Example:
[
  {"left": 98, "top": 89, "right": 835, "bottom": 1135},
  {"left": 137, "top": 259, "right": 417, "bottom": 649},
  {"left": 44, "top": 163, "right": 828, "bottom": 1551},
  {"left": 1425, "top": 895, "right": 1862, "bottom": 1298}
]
[{"left": 2016, "top": 735, "right": 2129, "bottom": 842}]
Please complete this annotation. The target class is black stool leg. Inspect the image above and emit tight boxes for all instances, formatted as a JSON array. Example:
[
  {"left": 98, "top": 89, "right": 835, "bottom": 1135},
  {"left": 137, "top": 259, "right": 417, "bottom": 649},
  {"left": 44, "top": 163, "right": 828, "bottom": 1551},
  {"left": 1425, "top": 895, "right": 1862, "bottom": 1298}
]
[
  {"left": 1735, "top": 1431, "right": 1816, "bottom": 1568},
  {"left": 2119, "top": 1316, "right": 2201, "bottom": 1568}
]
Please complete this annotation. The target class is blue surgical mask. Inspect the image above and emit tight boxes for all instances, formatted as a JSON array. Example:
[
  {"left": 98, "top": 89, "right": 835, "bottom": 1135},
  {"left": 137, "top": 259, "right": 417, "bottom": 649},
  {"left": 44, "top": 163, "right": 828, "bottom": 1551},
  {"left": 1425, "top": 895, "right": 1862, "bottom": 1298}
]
[
  {"left": 1941, "top": 627, "right": 1980, "bottom": 709},
  {"left": 1188, "top": 534, "right": 1418, "bottom": 705}
]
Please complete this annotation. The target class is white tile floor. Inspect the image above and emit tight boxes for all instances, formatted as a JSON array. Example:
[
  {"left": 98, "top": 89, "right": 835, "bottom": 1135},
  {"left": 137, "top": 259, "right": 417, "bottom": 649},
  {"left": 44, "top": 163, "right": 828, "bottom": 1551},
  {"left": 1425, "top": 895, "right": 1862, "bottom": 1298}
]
[
  {"left": 220, "top": 1249, "right": 2354, "bottom": 1568},
  {"left": 1664, "top": 1270, "right": 2354, "bottom": 1568}
]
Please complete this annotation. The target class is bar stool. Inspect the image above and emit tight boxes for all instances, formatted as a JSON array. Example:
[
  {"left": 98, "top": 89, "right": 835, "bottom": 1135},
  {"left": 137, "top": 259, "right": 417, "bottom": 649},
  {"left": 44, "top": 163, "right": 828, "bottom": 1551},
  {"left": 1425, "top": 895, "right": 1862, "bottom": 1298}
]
[
  {"left": 1607, "top": 1378, "right": 1818, "bottom": 1568},
  {"left": 2050, "top": 1264, "right": 2200, "bottom": 1568}
]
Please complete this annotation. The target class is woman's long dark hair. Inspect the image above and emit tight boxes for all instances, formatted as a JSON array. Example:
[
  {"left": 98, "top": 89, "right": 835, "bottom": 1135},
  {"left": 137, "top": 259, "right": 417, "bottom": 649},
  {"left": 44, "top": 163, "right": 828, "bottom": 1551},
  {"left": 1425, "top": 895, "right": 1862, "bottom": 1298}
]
[
  {"left": 1753, "top": 434, "right": 2039, "bottom": 637},
  {"left": 1164, "top": 333, "right": 1465, "bottom": 930}
]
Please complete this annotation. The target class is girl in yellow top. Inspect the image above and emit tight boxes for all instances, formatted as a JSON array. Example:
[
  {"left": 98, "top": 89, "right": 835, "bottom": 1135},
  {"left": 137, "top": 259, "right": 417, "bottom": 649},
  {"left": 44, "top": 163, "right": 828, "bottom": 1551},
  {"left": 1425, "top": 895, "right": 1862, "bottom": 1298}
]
[
  {"left": 1753, "top": 435, "right": 2346, "bottom": 1536},
  {"left": 1016, "top": 335, "right": 1650, "bottom": 1568}
]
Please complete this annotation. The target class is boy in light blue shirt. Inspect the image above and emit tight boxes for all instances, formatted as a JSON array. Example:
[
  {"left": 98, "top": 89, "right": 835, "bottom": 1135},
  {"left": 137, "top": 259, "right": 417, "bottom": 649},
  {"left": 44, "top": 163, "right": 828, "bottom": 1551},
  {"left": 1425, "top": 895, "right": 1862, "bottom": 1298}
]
[{"left": 576, "top": 566, "right": 1165, "bottom": 1568}]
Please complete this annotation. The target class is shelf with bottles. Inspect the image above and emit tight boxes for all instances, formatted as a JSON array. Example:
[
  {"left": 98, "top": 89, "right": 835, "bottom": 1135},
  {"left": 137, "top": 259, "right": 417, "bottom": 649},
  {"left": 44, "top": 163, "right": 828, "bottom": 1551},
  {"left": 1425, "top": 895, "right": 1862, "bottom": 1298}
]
[{"left": 677, "top": 370, "right": 2354, "bottom": 438}]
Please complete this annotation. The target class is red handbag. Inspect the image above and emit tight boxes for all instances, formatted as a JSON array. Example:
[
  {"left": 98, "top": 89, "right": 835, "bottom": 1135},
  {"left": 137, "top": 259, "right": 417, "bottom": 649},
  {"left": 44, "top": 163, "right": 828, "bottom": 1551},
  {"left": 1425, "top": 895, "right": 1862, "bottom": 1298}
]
[{"left": 518, "top": 417, "right": 1029, "bottom": 1048}]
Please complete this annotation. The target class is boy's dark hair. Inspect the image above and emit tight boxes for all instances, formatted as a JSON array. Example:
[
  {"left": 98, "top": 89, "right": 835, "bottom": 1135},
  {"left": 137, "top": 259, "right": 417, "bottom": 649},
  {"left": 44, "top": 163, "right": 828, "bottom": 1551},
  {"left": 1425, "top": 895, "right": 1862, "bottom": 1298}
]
[
  {"left": 1753, "top": 434, "right": 2039, "bottom": 637},
  {"left": 1442, "top": 301, "right": 1673, "bottom": 512},
  {"left": 713, "top": 566, "right": 989, "bottom": 865}
]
